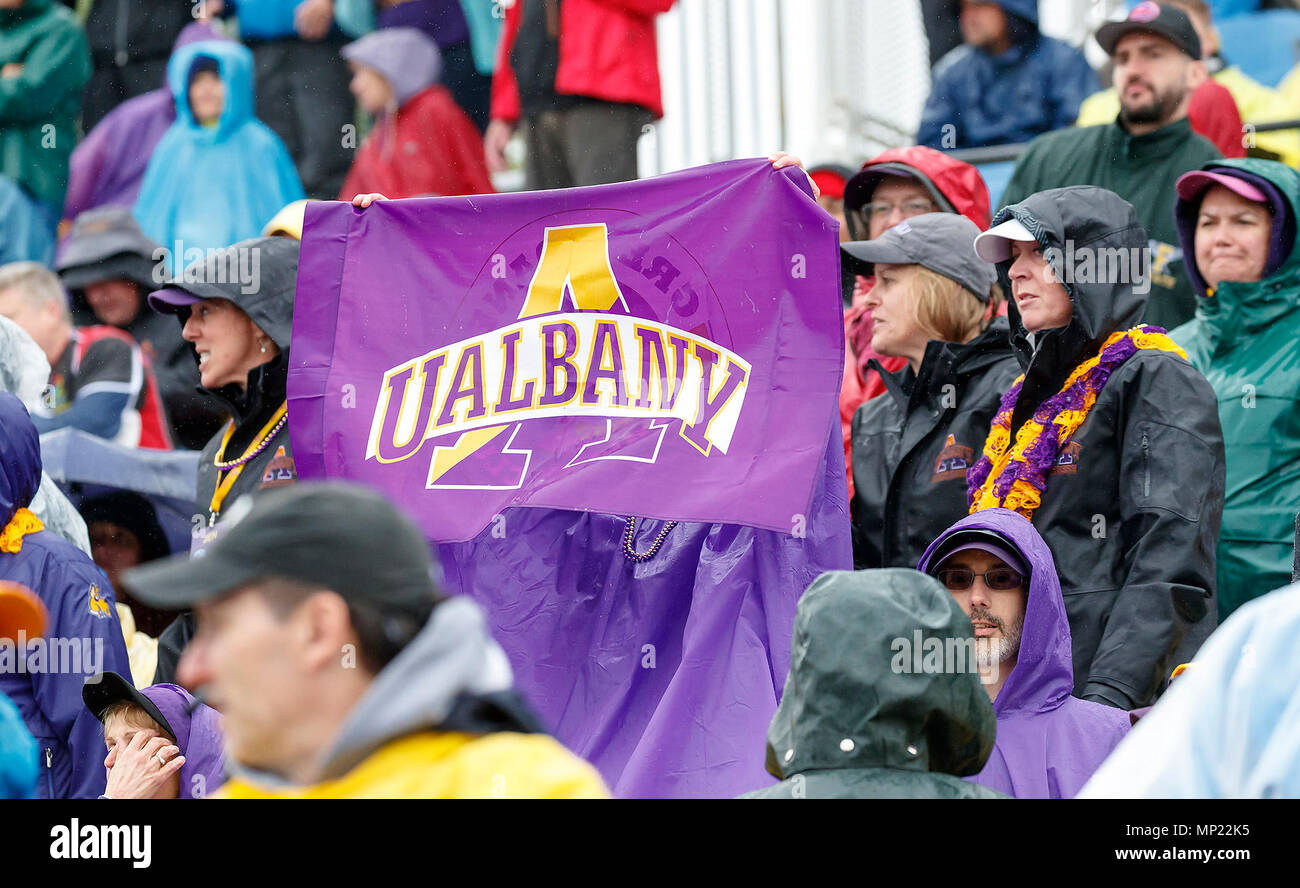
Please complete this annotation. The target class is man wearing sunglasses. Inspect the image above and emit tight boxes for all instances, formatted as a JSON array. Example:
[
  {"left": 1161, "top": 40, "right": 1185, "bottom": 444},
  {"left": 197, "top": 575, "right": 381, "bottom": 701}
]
[{"left": 918, "top": 508, "right": 1131, "bottom": 798}]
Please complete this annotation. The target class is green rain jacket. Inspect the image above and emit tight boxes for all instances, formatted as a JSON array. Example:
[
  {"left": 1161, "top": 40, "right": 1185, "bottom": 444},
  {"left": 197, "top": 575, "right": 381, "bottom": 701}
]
[
  {"left": 743, "top": 569, "right": 1005, "bottom": 799},
  {"left": 1171, "top": 158, "right": 1300, "bottom": 620},
  {"left": 0, "top": 0, "right": 90, "bottom": 208}
]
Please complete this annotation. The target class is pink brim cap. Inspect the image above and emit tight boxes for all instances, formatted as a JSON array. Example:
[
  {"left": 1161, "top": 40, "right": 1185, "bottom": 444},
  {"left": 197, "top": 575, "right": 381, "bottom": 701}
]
[{"left": 1176, "top": 170, "right": 1268, "bottom": 205}]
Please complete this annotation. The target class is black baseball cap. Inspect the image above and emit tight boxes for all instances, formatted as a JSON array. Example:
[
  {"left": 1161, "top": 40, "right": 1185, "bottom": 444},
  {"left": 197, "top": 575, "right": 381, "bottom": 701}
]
[
  {"left": 82, "top": 671, "right": 177, "bottom": 739},
  {"left": 121, "top": 482, "right": 443, "bottom": 611},
  {"left": 1095, "top": 2, "right": 1202, "bottom": 60}
]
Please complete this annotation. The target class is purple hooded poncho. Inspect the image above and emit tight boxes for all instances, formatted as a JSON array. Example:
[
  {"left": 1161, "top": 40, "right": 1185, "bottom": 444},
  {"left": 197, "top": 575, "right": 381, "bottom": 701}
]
[
  {"left": 917, "top": 508, "right": 1131, "bottom": 799},
  {"left": 139, "top": 684, "right": 225, "bottom": 799}
]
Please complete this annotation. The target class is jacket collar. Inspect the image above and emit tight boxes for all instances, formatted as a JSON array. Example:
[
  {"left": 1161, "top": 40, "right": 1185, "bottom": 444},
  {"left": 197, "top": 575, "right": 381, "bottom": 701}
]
[
  {"left": 202, "top": 352, "right": 288, "bottom": 426},
  {"left": 873, "top": 318, "right": 1013, "bottom": 414},
  {"left": 1107, "top": 116, "right": 1197, "bottom": 161}
]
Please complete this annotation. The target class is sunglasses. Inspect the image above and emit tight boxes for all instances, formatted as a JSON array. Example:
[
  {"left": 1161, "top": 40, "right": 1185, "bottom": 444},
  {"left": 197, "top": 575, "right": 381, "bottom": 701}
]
[{"left": 936, "top": 567, "right": 1024, "bottom": 591}]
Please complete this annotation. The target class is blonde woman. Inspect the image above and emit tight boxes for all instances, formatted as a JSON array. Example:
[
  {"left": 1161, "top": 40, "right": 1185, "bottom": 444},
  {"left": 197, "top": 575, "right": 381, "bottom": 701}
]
[{"left": 847, "top": 213, "right": 1016, "bottom": 571}]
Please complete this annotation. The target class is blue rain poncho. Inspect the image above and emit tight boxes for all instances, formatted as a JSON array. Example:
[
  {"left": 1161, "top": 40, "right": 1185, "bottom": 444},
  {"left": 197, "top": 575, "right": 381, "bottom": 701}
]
[{"left": 133, "top": 40, "right": 303, "bottom": 274}]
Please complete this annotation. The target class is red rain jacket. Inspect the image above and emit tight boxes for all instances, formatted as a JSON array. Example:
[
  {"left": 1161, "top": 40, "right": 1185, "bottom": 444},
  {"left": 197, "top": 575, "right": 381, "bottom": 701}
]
[
  {"left": 490, "top": 0, "right": 674, "bottom": 123},
  {"left": 340, "top": 86, "right": 494, "bottom": 201}
]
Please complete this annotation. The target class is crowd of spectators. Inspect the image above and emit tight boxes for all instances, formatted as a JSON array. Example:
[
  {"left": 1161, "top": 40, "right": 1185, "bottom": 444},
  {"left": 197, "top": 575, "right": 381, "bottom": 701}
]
[{"left": 0, "top": 0, "right": 1297, "bottom": 801}]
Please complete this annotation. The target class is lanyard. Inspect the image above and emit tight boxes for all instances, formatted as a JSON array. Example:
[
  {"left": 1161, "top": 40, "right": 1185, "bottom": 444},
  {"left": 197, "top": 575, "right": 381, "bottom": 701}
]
[{"left": 209, "top": 402, "right": 289, "bottom": 522}]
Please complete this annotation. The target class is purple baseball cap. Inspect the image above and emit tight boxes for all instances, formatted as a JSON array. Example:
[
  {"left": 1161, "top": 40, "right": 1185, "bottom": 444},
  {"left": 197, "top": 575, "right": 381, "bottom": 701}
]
[
  {"left": 925, "top": 529, "right": 1030, "bottom": 582},
  {"left": 147, "top": 286, "right": 202, "bottom": 314}
]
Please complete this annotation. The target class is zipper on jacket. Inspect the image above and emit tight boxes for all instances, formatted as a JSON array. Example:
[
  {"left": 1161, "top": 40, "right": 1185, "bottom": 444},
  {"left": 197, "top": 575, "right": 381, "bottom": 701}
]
[
  {"left": 1141, "top": 433, "right": 1150, "bottom": 497},
  {"left": 44, "top": 747, "right": 54, "bottom": 799}
]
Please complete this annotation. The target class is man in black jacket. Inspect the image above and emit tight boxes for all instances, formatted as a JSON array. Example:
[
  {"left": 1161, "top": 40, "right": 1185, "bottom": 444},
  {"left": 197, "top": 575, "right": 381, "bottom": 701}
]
[{"left": 968, "top": 185, "right": 1225, "bottom": 710}]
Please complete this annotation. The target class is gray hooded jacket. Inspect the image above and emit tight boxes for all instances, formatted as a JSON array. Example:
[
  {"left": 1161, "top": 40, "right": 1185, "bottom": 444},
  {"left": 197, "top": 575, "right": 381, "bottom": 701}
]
[{"left": 0, "top": 317, "right": 91, "bottom": 554}]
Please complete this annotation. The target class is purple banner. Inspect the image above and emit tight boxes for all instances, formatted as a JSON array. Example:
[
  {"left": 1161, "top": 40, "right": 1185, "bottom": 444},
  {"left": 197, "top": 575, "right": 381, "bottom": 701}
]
[{"left": 288, "top": 159, "right": 844, "bottom": 542}]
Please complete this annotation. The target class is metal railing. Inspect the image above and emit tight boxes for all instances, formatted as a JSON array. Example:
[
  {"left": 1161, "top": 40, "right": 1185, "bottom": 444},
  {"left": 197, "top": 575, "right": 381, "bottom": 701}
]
[{"left": 943, "top": 119, "right": 1300, "bottom": 165}]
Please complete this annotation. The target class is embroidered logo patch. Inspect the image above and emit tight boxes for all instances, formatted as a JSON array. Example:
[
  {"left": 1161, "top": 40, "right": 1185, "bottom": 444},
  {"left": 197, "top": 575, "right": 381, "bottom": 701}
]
[
  {"left": 260, "top": 445, "right": 297, "bottom": 489},
  {"left": 933, "top": 434, "right": 974, "bottom": 483},
  {"left": 1049, "top": 441, "right": 1082, "bottom": 476},
  {"left": 88, "top": 585, "right": 112, "bottom": 620}
]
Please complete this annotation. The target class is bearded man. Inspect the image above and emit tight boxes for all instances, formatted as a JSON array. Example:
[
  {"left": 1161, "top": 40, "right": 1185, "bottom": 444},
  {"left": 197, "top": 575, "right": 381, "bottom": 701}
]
[
  {"left": 919, "top": 509, "right": 1132, "bottom": 798},
  {"left": 998, "top": 2, "right": 1220, "bottom": 330}
]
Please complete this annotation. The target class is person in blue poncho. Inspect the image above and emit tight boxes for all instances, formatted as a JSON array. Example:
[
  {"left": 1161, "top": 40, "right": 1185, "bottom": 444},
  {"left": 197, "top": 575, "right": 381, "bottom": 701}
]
[{"left": 134, "top": 40, "right": 304, "bottom": 276}]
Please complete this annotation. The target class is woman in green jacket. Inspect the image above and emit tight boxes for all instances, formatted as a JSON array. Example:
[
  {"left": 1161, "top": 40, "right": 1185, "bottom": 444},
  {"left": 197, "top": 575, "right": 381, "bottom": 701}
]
[
  {"left": 1171, "top": 158, "right": 1300, "bottom": 619},
  {"left": 0, "top": 0, "right": 90, "bottom": 261}
]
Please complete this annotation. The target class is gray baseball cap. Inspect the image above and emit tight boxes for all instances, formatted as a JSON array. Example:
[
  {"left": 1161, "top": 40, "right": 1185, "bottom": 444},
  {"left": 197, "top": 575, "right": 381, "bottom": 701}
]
[{"left": 840, "top": 213, "right": 996, "bottom": 302}]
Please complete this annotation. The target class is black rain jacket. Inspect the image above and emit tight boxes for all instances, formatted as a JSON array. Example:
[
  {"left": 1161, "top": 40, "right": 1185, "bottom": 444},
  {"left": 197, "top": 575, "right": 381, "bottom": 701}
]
[
  {"left": 850, "top": 317, "right": 1020, "bottom": 569},
  {"left": 987, "top": 186, "right": 1225, "bottom": 710}
]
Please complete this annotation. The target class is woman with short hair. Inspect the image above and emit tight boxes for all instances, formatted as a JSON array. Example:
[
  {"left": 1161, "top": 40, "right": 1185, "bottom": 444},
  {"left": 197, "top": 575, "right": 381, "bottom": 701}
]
[{"left": 847, "top": 212, "right": 1018, "bottom": 571}]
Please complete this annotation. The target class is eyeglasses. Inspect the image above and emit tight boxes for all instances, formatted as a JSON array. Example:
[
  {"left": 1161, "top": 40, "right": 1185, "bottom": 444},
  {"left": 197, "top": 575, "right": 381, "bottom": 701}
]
[
  {"left": 936, "top": 567, "right": 1024, "bottom": 591},
  {"left": 860, "top": 198, "right": 936, "bottom": 222}
]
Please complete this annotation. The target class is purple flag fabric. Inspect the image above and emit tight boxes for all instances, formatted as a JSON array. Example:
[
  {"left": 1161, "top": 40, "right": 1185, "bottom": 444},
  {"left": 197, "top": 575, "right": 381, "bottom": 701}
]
[
  {"left": 918, "top": 508, "right": 1131, "bottom": 799},
  {"left": 289, "top": 159, "right": 844, "bottom": 541},
  {"left": 289, "top": 159, "right": 852, "bottom": 796}
]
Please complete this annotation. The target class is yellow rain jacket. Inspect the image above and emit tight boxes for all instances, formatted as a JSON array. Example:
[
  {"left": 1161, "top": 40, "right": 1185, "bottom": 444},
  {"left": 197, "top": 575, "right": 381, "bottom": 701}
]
[{"left": 216, "top": 732, "right": 609, "bottom": 799}]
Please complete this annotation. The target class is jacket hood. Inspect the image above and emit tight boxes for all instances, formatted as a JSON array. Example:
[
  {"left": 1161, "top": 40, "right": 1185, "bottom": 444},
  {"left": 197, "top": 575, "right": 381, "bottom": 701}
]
[
  {"left": 0, "top": 393, "right": 41, "bottom": 528},
  {"left": 138, "top": 684, "right": 225, "bottom": 799},
  {"left": 155, "top": 236, "right": 297, "bottom": 421},
  {"left": 173, "top": 20, "right": 224, "bottom": 56},
  {"left": 992, "top": 186, "right": 1148, "bottom": 380},
  {"left": 342, "top": 27, "right": 443, "bottom": 108},
  {"left": 55, "top": 206, "right": 163, "bottom": 316},
  {"left": 166, "top": 40, "right": 256, "bottom": 140},
  {"left": 1174, "top": 158, "right": 1300, "bottom": 332},
  {"left": 156, "top": 236, "right": 297, "bottom": 351},
  {"left": 764, "top": 569, "right": 997, "bottom": 780},
  {"left": 917, "top": 508, "right": 1074, "bottom": 716},
  {"left": 844, "top": 146, "right": 992, "bottom": 236},
  {"left": 284, "top": 597, "right": 515, "bottom": 785},
  {"left": 933, "top": 315, "right": 1014, "bottom": 379},
  {"left": 991, "top": 0, "right": 1039, "bottom": 28},
  {"left": 0, "top": 316, "right": 51, "bottom": 412}
]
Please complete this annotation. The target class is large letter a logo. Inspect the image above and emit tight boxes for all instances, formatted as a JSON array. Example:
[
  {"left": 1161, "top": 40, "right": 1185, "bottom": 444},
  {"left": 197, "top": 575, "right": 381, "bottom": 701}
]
[{"left": 518, "top": 223, "right": 627, "bottom": 318}]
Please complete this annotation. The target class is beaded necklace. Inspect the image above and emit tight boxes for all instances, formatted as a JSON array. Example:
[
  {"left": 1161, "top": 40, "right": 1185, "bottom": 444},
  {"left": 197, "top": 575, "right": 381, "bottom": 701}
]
[
  {"left": 623, "top": 517, "right": 678, "bottom": 562},
  {"left": 208, "top": 402, "right": 289, "bottom": 521}
]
